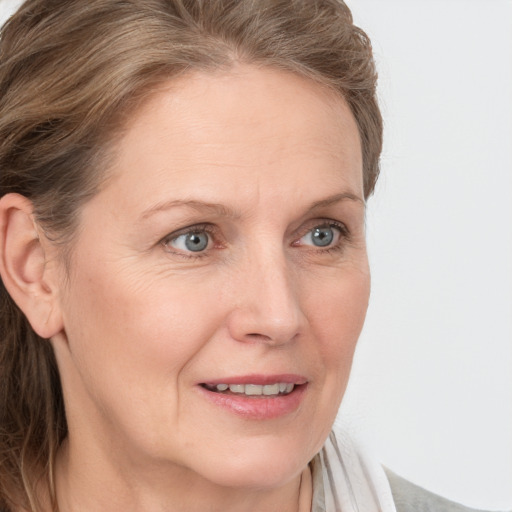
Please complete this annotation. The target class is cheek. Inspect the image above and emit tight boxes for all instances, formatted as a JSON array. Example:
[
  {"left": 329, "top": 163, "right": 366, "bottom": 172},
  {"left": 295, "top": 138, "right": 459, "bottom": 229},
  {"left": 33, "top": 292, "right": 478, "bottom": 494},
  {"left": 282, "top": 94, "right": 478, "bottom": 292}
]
[
  {"left": 61, "top": 258, "right": 224, "bottom": 386},
  {"left": 289, "top": 269, "right": 370, "bottom": 456},
  {"left": 306, "top": 267, "right": 370, "bottom": 361},
  {"left": 303, "top": 266, "right": 370, "bottom": 424},
  {"left": 57, "top": 259, "right": 229, "bottom": 453}
]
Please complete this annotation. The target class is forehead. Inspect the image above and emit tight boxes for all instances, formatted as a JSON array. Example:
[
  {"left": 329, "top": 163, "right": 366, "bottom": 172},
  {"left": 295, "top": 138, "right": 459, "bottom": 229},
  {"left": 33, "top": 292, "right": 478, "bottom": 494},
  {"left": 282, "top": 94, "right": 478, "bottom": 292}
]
[{"left": 106, "top": 64, "right": 363, "bottom": 207}]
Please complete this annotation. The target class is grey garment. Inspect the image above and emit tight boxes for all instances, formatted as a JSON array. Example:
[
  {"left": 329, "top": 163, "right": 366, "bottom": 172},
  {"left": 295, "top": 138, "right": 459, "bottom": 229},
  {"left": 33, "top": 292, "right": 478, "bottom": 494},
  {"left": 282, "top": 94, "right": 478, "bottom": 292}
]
[{"left": 385, "top": 467, "right": 507, "bottom": 512}]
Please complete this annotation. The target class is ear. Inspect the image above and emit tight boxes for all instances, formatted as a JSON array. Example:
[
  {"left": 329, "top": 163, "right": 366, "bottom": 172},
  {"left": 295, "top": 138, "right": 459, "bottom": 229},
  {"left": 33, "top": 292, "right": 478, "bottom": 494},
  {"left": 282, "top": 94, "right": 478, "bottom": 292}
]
[{"left": 0, "top": 193, "right": 64, "bottom": 339}]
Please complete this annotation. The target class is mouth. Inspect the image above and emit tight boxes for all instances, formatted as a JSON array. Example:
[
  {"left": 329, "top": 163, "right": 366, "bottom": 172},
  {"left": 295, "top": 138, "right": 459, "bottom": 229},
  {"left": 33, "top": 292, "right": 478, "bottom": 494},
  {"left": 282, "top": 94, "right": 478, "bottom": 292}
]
[
  {"left": 200, "top": 382, "right": 298, "bottom": 397},
  {"left": 197, "top": 375, "right": 308, "bottom": 419}
]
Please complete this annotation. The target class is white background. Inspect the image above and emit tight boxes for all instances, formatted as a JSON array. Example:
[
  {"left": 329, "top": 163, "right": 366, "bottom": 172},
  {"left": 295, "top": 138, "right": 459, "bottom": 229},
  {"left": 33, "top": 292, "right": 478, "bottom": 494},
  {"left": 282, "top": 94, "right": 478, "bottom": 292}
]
[
  {"left": 1, "top": 0, "right": 511, "bottom": 509},
  {"left": 342, "top": 1, "right": 512, "bottom": 510}
]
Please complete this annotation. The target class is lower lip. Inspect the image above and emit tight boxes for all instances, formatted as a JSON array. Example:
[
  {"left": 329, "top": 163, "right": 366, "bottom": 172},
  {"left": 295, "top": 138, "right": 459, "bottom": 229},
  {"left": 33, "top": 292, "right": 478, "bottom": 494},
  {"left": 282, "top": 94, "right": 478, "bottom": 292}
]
[{"left": 197, "top": 384, "right": 307, "bottom": 420}]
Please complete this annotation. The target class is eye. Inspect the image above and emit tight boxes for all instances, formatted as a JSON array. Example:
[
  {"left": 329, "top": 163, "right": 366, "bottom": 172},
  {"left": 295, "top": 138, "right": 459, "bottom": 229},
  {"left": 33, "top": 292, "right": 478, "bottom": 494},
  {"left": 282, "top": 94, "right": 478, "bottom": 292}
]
[
  {"left": 164, "top": 229, "right": 211, "bottom": 254},
  {"left": 297, "top": 222, "right": 345, "bottom": 248}
]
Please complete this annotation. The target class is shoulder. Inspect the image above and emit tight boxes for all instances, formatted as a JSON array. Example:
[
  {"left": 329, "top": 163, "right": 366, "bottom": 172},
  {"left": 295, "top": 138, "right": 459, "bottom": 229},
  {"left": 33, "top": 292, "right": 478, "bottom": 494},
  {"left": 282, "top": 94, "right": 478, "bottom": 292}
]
[{"left": 385, "top": 467, "right": 502, "bottom": 512}]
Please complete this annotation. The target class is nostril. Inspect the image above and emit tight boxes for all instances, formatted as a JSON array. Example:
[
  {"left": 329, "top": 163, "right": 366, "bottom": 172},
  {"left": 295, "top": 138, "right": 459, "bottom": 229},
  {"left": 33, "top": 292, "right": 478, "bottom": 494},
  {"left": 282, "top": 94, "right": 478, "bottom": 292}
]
[{"left": 246, "top": 333, "right": 272, "bottom": 341}]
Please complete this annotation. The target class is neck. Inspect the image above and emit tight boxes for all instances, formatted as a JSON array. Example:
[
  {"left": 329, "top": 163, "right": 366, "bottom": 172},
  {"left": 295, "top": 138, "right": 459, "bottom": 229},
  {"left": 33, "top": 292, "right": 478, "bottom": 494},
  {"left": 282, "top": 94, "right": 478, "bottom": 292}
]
[{"left": 53, "top": 438, "right": 312, "bottom": 512}]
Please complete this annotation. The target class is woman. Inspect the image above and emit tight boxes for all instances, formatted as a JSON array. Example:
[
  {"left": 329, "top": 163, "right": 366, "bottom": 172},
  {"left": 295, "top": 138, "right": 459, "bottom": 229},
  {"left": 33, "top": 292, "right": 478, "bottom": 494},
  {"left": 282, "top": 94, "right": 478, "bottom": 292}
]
[{"left": 0, "top": 1, "right": 500, "bottom": 511}]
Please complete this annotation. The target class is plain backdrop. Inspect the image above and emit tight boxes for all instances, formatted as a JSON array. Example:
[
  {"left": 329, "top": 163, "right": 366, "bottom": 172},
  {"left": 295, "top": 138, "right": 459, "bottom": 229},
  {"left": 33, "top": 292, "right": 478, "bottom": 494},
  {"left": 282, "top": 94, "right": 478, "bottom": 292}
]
[
  {"left": 341, "top": 1, "right": 512, "bottom": 510},
  {"left": 0, "top": 0, "right": 511, "bottom": 510}
]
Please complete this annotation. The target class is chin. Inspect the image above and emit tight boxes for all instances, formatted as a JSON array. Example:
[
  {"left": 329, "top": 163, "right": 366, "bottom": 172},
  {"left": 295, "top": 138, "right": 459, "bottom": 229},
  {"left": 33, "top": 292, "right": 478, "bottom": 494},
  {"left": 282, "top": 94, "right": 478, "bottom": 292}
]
[
  {"left": 189, "top": 435, "right": 317, "bottom": 490},
  {"left": 202, "top": 460, "right": 302, "bottom": 490}
]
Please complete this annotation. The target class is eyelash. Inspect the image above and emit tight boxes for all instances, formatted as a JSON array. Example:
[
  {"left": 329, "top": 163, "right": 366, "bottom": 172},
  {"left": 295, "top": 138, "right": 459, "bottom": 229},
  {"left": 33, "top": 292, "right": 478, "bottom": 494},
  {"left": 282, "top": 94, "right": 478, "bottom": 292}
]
[
  {"left": 161, "top": 223, "right": 218, "bottom": 259},
  {"left": 294, "top": 221, "right": 350, "bottom": 255},
  {"left": 160, "top": 220, "right": 350, "bottom": 259}
]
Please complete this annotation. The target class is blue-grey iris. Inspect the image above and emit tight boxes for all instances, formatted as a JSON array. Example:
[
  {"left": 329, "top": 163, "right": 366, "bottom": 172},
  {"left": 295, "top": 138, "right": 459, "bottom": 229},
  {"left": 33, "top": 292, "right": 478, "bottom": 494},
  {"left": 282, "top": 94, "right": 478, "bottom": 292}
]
[
  {"left": 312, "top": 226, "right": 334, "bottom": 247},
  {"left": 185, "top": 232, "right": 209, "bottom": 252}
]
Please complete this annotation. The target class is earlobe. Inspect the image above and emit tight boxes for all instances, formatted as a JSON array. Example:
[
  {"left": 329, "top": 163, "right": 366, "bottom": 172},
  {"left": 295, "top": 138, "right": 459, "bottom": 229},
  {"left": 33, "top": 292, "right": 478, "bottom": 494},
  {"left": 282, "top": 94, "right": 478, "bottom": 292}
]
[{"left": 0, "top": 193, "right": 64, "bottom": 339}]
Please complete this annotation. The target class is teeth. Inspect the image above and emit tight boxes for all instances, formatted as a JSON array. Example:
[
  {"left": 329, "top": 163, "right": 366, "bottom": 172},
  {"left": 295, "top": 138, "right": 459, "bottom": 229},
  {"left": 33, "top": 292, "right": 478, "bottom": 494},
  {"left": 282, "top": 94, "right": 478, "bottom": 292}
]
[
  {"left": 245, "top": 384, "right": 263, "bottom": 395},
  {"left": 228, "top": 384, "right": 244, "bottom": 393},
  {"left": 263, "top": 383, "right": 279, "bottom": 395},
  {"left": 213, "top": 383, "right": 296, "bottom": 396}
]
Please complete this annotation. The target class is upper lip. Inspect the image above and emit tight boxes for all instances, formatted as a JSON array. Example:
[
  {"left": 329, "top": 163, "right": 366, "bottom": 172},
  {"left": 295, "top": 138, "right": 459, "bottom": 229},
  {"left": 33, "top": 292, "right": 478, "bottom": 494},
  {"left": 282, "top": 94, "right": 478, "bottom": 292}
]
[{"left": 200, "top": 374, "right": 308, "bottom": 386}]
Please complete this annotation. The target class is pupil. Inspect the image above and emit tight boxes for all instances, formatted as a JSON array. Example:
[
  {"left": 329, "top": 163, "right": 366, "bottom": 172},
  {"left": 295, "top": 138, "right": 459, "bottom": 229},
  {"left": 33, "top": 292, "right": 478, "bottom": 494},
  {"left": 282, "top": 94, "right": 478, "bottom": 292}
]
[
  {"left": 312, "top": 227, "right": 333, "bottom": 247},
  {"left": 185, "top": 232, "right": 208, "bottom": 252}
]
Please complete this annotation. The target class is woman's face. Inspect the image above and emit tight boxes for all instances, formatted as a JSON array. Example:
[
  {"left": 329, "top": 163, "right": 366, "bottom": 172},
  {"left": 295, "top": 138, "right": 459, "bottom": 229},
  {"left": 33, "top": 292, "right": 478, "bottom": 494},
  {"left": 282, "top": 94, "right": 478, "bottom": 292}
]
[{"left": 51, "top": 65, "right": 370, "bottom": 489}]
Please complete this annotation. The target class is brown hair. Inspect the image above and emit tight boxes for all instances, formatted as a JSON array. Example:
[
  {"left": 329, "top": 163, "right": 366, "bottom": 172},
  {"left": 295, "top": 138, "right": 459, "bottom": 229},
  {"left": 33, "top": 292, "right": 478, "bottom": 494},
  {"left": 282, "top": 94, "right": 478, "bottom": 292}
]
[{"left": 0, "top": 0, "right": 382, "bottom": 510}]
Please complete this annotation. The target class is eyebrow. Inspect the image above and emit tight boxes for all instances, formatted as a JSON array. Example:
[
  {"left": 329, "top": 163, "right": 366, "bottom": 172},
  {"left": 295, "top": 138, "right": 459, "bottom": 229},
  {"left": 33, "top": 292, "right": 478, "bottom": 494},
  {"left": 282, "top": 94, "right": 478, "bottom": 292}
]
[
  {"left": 140, "top": 199, "right": 241, "bottom": 220},
  {"left": 308, "top": 192, "right": 365, "bottom": 210},
  {"left": 139, "top": 191, "right": 364, "bottom": 221}
]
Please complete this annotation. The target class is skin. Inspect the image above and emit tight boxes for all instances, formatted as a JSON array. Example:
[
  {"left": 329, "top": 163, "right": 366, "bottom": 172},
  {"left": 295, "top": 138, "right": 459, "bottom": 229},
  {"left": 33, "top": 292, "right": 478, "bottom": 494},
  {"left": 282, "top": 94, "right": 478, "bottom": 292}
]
[{"left": 5, "top": 64, "right": 370, "bottom": 512}]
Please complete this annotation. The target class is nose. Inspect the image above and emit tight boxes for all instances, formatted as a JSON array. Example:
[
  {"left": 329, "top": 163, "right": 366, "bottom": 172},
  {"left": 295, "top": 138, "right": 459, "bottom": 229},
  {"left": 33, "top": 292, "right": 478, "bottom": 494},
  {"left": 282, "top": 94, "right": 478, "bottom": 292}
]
[{"left": 225, "top": 249, "right": 306, "bottom": 346}]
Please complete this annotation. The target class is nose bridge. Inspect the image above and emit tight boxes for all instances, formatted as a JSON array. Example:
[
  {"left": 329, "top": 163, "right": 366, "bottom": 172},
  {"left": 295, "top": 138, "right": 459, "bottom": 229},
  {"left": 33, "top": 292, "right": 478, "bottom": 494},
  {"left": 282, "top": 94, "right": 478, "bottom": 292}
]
[{"left": 227, "top": 241, "right": 305, "bottom": 345}]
